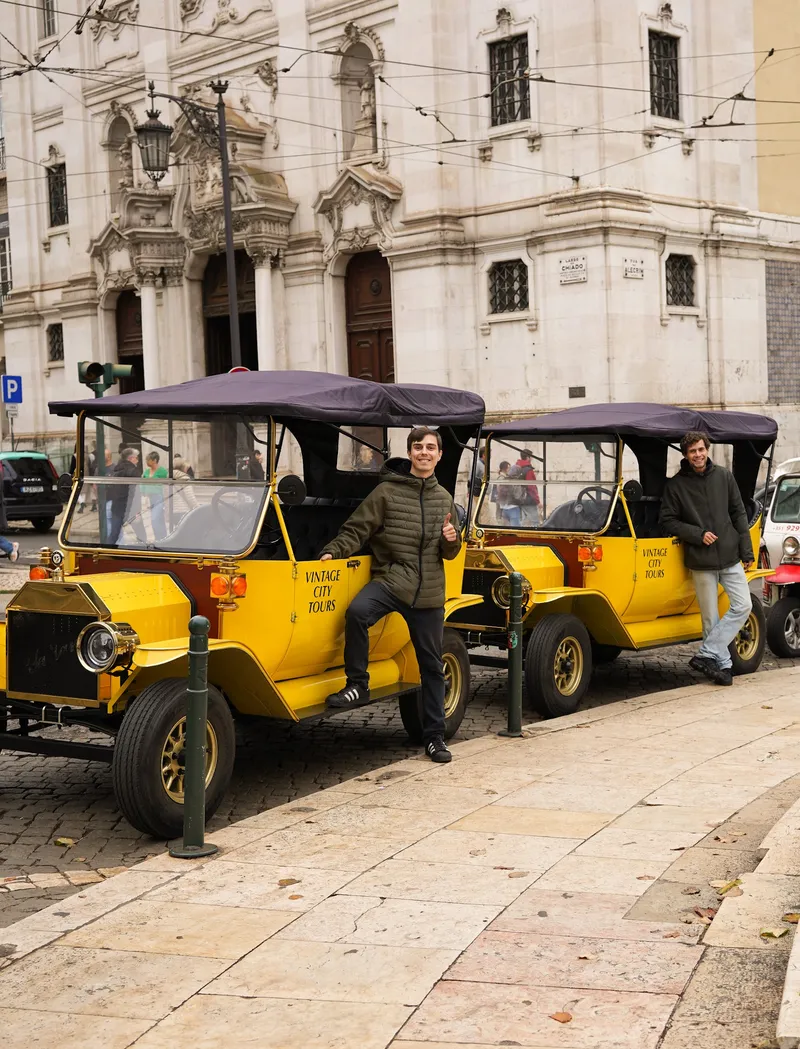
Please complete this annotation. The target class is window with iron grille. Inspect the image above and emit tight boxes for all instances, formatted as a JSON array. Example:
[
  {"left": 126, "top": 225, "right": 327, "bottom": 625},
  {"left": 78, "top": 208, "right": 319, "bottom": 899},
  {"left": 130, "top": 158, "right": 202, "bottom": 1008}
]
[
  {"left": 0, "top": 238, "right": 11, "bottom": 304},
  {"left": 649, "top": 31, "right": 680, "bottom": 120},
  {"left": 665, "top": 254, "right": 695, "bottom": 307},
  {"left": 489, "top": 35, "right": 530, "bottom": 127},
  {"left": 489, "top": 260, "right": 529, "bottom": 314},
  {"left": 47, "top": 323, "right": 64, "bottom": 363},
  {"left": 41, "top": 0, "right": 57, "bottom": 38},
  {"left": 47, "top": 163, "right": 68, "bottom": 227}
]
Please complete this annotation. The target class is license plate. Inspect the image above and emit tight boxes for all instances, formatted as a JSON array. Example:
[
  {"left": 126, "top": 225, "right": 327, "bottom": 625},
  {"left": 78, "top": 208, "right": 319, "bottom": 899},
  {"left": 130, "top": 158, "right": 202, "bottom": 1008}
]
[{"left": 20, "top": 486, "right": 44, "bottom": 494}]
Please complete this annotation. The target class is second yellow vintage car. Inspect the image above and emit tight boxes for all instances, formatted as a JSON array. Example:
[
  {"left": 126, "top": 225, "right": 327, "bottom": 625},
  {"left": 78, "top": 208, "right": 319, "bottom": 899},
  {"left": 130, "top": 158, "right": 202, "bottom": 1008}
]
[
  {"left": 450, "top": 403, "right": 776, "bottom": 717},
  {"left": 0, "top": 371, "right": 484, "bottom": 838}
]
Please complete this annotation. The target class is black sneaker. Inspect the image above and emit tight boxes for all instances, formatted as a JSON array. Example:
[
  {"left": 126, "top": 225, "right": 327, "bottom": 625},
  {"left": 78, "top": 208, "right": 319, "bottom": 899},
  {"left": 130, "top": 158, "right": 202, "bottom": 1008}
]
[
  {"left": 426, "top": 737, "right": 452, "bottom": 763},
  {"left": 689, "top": 655, "right": 719, "bottom": 679},
  {"left": 326, "top": 684, "right": 369, "bottom": 709},
  {"left": 713, "top": 668, "right": 733, "bottom": 686}
]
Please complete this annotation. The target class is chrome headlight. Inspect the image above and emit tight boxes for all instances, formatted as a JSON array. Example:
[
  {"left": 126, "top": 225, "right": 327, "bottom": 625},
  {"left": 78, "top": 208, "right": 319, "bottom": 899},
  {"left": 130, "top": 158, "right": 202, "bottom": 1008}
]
[
  {"left": 491, "top": 574, "right": 532, "bottom": 610},
  {"left": 783, "top": 535, "right": 800, "bottom": 562},
  {"left": 76, "top": 621, "right": 139, "bottom": 674}
]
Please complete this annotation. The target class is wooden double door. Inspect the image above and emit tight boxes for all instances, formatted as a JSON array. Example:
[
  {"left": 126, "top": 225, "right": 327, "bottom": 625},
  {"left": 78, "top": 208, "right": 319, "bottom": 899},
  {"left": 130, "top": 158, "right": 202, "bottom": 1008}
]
[{"left": 345, "top": 251, "right": 394, "bottom": 383}]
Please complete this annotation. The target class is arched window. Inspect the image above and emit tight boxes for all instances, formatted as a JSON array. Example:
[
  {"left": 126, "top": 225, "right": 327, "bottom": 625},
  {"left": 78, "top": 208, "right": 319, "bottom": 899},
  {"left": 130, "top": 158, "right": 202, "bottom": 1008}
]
[
  {"left": 106, "top": 115, "right": 134, "bottom": 215},
  {"left": 339, "top": 42, "right": 377, "bottom": 159}
]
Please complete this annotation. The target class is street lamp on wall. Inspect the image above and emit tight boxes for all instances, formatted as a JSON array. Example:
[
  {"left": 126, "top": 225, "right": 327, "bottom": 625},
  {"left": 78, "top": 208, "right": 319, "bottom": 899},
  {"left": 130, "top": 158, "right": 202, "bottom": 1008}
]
[{"left": 134, "top": 79, "right": 242, "bottom": 369}]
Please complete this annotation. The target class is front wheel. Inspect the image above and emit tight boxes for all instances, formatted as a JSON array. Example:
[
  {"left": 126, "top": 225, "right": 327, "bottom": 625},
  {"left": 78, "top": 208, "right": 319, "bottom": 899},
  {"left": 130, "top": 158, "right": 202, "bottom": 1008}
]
[
  {"left": 30, "top": 516, "right": 55, "bottom": 532},
  {"left": 766, "top": 595, "right": 800, "bottom": 658},
  {"left": 525, "top": 614, "right": 593, "bottom": 718},
  {"left": 400, "top": 628, "right": 470, "bottom": 744},
  {"left": 728, "top": 594, "right": 766, "bottom": 675},
  {"left": 111, "top": 678, "right": 236, "bottom": 839}
]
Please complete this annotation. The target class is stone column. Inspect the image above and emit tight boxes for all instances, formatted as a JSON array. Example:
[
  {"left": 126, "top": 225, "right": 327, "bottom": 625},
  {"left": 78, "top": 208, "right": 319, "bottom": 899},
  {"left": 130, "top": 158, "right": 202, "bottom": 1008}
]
[
  {"left": 252, "top": 248, "right": 277, "bottom": 371},
  {"left": 137, "top": 271, "right": 161, "bottom": 390}
]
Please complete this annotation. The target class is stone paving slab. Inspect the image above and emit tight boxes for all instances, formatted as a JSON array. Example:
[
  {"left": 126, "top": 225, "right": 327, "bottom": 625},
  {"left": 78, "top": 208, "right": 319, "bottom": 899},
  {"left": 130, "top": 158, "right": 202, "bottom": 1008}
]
[{"left": 0, "top": 672, "right": 799, "bottom": 1048}]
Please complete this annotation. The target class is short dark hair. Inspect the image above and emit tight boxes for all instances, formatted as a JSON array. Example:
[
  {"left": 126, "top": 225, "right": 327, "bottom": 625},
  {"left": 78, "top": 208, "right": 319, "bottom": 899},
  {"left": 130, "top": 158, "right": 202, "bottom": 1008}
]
[
  {"left": 680, "top": 431, "right": 710, "bottom": 455},
  {"left": 146, "top": 450, "right": 160, "bottom": 463},
  {"left": 521, "top": 448, "right": 533, "bottom": 459},
  {"left": 407, "top": 426, "right": 442, "bottom": 453},
  {"left": 499, "top": 460, "right": 510, "bottom": 471}
]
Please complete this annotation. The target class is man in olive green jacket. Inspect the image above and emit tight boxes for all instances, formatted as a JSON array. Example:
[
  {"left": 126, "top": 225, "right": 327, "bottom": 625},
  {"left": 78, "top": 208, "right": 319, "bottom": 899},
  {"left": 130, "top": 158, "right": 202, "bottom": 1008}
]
[{"left": 321, "top": 426, "right": 460, "bottom": 762}]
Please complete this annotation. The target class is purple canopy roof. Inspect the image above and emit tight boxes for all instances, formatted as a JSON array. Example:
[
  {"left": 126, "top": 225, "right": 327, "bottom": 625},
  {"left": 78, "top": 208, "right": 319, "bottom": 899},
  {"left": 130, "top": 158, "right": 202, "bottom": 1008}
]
[
  {"left": 50, "top": 370, "right": 485, "bottom": 427},
  {"left": 485, "top": 402, "right": 777, "bottom": 443}
]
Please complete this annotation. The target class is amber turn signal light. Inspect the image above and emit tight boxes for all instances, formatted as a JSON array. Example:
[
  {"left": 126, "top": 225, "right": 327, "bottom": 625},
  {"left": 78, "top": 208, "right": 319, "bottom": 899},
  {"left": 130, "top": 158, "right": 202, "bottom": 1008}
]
[
  {"left": 29, "top": 565, "right": 49, "bottom": 580},
  {"left": 231, "top": 575, "right": 247, "bottom": 597},
  {"left": 577, "top": 545, "right": 603, "bottom": 563},
  {"left": 210, "top": 575, "right": 230, "bottom": 597}
]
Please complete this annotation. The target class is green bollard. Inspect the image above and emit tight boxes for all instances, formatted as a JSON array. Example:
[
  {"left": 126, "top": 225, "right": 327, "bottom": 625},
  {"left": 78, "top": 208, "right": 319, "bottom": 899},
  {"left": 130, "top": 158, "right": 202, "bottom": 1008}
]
[
  {"left": 499, "top": 572, "right": 524, "bottom": 738},
  {"left": 169, "top": 616, "right": 219, "bottom": 859}
]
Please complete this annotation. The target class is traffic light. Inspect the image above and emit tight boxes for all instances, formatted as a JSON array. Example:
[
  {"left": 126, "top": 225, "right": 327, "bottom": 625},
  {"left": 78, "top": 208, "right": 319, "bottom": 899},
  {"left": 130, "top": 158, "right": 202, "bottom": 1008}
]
[{"left": 78, "top": 361, "right": 134, "bottom": 395}]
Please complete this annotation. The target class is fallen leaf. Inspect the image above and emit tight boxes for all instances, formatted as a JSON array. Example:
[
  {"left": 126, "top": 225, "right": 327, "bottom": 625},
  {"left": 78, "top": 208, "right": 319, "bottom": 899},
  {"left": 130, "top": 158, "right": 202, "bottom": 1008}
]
[
  {"left": 670, "top": 846, "right": 687, "bottom": 851},
  {"left": 637, "top": 875, "right": 655, "bottom": 881},
  {"left": 725, "top": 886, "right": 744, "bottom": 897},
  {"left": 508, "top": 871, "right": 529, "bottom": 879},
  {"left": 712, "top": 878, "right": 742, "bottom": 896},
  {"left": 663, "top": 931, "right": 682, "bottom": 939},
  {"left": 693, "top": 907, "right": 717, "bottom": 921},
  {"left": 577, "top": 953, "right": 595, "bottom": 960},
  {"left": 494, "top": 866, "right": 513, "bottom": 870},
  {"left": 681, "top": 887, "right": 701, "bottom": 895},
  {"left": 782, "top": 913, "right": 800, "bottom": 925},
  {"left": 277, "top": 878, "right": 300, "bottom": 887},
  {"left": 54, "top": 837, "right": 75, "bottom": 847},
  {"left": 288, "top": 894, "right": 303, "bottom": 900},
  {"left": 760, "top": 927, "right": 789, "bottom": 939},
  {"left": 762, "top": 705, "right": 773, "bottom": 709},
  {"left": 469, "top": 849, "right": 487, "bottom": 857},
  {"left": 713, "top": 835, "right": 742, "bottom": 844},
  {"left": 549, "top": 1012, "right": 573, "bottom": 1024}
]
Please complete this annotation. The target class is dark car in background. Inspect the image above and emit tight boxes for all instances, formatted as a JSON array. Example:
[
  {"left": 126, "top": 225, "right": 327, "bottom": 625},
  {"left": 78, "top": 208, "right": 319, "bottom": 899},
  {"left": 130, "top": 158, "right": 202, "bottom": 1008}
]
[{"left": 0, "top": 452, "right": 62, "bottom": 532}]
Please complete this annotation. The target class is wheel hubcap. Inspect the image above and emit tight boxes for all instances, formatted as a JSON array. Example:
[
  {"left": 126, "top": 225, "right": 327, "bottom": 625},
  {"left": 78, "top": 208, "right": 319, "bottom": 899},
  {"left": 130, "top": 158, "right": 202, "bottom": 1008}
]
[
  {"left": 443, "top": 653, "right": 462, "bottom": 718},
  {"left": 160, "top": 717, "right": 218, "bottom": 803},
  {"left": 734, "top": 612, "right": 759, "bottom": 660},
  {"left": 784, "top": 608, "right": 800, "bottom": 651},
  {"left": 553, "top": 637, "right": 583, "bottom": 696}
]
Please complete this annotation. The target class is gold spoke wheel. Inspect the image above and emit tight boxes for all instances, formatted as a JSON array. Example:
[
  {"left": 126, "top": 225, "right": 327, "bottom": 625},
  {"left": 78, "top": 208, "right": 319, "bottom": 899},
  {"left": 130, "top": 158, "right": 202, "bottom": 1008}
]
[
  {"left": 160, "top": 717, "right": 219, "bottom": 803},
  {"left": 443, "top": 652, "right": 463, "bottom": 718},
  {"left": 734, "top": 612, "right": 759, "bottom": 662},
  {"left": 553, "top": 636, "right": 583, "bottom": 697}
]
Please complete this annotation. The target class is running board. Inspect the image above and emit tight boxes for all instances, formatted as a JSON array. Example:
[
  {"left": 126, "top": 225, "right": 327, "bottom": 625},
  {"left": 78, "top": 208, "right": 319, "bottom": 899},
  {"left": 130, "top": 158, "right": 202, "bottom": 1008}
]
[{"left": 301, "top": 681, "right": 420, "bottom": 723}]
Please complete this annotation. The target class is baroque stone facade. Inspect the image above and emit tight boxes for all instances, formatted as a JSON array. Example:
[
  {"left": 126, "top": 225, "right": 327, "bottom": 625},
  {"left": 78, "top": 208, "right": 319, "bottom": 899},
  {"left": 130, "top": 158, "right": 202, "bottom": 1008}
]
[{"left": 0, "top": 1, "right": 798, "bottom": 453}]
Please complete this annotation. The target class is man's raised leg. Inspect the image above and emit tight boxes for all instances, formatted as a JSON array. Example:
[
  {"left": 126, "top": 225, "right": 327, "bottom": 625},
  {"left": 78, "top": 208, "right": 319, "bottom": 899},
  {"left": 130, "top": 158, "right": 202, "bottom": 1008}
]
[{"left": 327, "top": 581, "right": 397, "bottom": 708}]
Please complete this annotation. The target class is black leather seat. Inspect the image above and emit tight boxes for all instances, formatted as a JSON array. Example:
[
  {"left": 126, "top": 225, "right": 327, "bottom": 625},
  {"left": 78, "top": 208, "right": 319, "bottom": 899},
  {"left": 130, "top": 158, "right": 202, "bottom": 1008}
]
[{"left": 249, "top": 498, "right": 362, "bottom": 561}]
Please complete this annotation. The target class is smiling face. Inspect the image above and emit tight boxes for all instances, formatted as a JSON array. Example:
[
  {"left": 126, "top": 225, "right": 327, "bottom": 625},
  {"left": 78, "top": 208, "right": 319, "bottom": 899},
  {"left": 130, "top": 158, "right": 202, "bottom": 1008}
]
[
  {"left": 409, "top": 433, "right": 443, "bottom": 478},
  {"left": 686, "top": 439, "right": 709, "bottom": 474}
]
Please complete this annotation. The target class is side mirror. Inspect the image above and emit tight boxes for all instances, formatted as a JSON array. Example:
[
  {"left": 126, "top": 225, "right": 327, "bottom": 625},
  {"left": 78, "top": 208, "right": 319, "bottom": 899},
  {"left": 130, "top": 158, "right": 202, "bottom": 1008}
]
[
  {"left": 622, "top": 479, "right": 644, "bottom": 503},
  {"left": 277, "top": 474, "right": 307, "bottom": 506},
  {"left": 57, "top": 473, "right": 73, "bottom": 504}
]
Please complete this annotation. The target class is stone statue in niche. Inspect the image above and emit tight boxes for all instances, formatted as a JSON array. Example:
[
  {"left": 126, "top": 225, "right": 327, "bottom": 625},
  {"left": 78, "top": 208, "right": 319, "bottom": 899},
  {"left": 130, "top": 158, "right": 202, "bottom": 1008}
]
[
  {"left": 117, "top": 136, "right": 134, "bottom": 190},
  {"left": 352, "top": 74, "right": 377, "bottom": 157},
  {"left": 360, "top": 79, "right": 375, "bottom": 123}
]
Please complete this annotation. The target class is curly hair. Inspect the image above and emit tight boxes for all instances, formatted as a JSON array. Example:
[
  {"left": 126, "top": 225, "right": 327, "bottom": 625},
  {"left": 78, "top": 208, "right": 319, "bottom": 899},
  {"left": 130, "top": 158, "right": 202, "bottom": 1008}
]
[{"left": 680, "top": 430, "right": 710, "bottom": 455}]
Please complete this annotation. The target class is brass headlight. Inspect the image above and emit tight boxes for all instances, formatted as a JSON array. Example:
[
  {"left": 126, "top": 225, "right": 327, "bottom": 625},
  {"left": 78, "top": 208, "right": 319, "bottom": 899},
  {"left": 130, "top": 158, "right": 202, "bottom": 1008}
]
[
  {"left": 76, "top": 621, "right": 139, "bottom": 674},
  {"left": 491, "top": 574, "right": 532, "bottom": 609}
]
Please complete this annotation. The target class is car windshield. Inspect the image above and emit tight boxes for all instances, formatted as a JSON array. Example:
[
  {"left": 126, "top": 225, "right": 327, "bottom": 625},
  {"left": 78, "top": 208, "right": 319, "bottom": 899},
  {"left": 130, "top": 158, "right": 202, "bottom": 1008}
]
[
  {"left": 478, "top": 435, "right": 618, "bottom": 532},
  {"left": 63, "top": 414, "right": 270, "bottom": 556},
  {"left": 772, "top": 477, "right": 800, "bottom": 524}
]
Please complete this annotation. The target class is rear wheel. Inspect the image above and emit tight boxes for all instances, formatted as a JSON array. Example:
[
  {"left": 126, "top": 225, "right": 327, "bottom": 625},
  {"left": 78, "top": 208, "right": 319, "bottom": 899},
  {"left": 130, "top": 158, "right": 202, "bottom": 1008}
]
[
  {"left": 400, "top": 628, "right": 470, "bottom": 744},
  {"left": 30, "top": 516, "right": 55, "bottom": 532},
  {"left": 766, "top": 595, "right": 800, "bottom": 658},
  {"left": 728, "top": 594, "right": 766, "bottom": 675},
  {"left": 111, "top": 678, "right": 235, "bottom": 839},
  {"left": 525, "top": 614, "right": 593, "bottom": 718}
]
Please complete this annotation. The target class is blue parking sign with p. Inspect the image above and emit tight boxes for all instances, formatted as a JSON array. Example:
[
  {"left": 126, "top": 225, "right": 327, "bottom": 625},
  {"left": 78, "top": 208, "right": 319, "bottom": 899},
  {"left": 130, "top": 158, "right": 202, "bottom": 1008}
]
[{"left": 2, "top": 376, "right": 22, "bottom": 404}]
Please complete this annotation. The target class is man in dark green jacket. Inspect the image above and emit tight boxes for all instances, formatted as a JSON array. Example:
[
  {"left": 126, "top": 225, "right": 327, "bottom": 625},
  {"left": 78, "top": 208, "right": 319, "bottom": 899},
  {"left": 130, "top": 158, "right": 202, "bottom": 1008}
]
[
  {"left": 659, "top": 430, "right": 754, "bottom": 686},
  {"left": 321, "top": 426, "right": 460, "bottom": 762}
]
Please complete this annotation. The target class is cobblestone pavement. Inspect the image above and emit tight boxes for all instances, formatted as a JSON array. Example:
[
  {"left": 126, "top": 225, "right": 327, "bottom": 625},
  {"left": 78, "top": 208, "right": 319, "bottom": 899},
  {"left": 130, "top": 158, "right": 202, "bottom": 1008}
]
[{"left": 1, "top": 644, "right": 798, "bottom": 927}]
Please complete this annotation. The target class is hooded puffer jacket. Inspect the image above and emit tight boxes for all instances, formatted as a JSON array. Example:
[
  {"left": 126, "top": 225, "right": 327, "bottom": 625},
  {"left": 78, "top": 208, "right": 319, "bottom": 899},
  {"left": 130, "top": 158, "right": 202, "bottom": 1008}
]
[
  {"left": 659, "top": 457, "right": 754, "bottom": 571},
  {"left": 321, "top": 458, "right": 460, "bottom": 608}
]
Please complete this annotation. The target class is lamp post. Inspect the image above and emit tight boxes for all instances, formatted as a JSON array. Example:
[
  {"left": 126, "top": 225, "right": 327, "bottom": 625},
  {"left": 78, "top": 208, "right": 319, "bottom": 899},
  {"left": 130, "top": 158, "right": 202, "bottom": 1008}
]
[{"left": 135, "top": 80, "right": 242, "bottom": 369}]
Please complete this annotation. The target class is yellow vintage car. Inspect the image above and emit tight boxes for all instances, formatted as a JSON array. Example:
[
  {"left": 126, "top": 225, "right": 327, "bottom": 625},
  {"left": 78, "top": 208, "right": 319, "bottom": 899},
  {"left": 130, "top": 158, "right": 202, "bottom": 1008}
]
[
  {"left": 0, "top": 371, "right": 484, "bottom": 838},
  {"left": 450, "top": 403, "right": 777, "bottom": 718}
]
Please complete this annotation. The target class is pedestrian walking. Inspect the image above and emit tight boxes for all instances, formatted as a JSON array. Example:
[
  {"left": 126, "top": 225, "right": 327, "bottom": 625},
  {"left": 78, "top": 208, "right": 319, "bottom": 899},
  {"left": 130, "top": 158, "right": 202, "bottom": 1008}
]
[
  {"left": 492, "top": 460, "right": 516, "bottom": 525},
  {"left": 659, "top": 430, "right": 754, "bottom": 686},
  {"left": 109, "top": 448, "right": 146, "bottom": 545},
  {"left": 320, "top": 425, "right": 461, "bottom": 763},
  {"left": 142, "top": 451, "right": 168, "bottom": 540},
  {"left": 507, "top": 448, "right": 541, "bottom": 525},
  {"left": 0, "top": 474, "right": 19, "bottom": 562},
  {"left": 249, "top": 449, "right": 265, "bottom": 481}
]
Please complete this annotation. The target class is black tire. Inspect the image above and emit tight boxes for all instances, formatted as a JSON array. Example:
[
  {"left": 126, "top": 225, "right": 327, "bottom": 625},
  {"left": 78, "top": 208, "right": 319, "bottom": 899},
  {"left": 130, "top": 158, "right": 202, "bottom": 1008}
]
[
  {"left": 30, "top": 516, "right": 55, "bottom": 533},
  {"left": 525, "top": 614, "right": 593, "bottom": 718},
  {"left": 591, "top": 642, "right": 622, "bottom": 665},
  {"left": 111, "top": 678, "right": 235, "bottom": 839},
  {"left": 766, "top": 595, "right": 800, "bottom": 659},
  {"left": 728, "top": 594, "right": 766, "bottom": 675},
  {"left": 400, "top": 628, "right": 470, "bottom": 744}
]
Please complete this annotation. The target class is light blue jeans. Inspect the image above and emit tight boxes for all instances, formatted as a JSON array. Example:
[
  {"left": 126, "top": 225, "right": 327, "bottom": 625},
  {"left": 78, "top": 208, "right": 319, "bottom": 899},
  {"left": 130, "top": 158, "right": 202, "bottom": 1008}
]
[{"left": 692, "top": 563, "right": 751, "bottom": 671}]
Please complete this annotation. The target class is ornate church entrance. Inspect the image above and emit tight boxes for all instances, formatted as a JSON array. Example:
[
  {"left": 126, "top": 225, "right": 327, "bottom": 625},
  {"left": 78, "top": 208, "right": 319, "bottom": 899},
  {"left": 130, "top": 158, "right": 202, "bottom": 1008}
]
[
  {"left": 203, "top": 250, "right": 258, "bottom": 374},
  {"left": 345, "top": 251, "right": 394, "bottom": 383}
]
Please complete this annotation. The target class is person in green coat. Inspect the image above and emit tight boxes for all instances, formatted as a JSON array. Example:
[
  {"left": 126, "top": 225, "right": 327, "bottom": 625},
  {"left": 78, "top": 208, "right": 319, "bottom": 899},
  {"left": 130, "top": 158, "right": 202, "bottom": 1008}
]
[
  {"left": 321, "top": 426, "right": 460, "bottom": 762},
  {"left": 142, "top": 450, "right": 168, "bottom": 541}
]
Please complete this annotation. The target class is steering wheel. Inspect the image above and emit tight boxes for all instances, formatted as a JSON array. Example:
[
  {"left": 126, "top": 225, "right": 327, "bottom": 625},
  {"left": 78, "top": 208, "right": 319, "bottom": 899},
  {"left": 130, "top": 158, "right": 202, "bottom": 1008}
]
[
  {"left": 211, "top": 487, "right": 257, "bottom": 538},
  {"left": 575, "top": 485, "right": 616, "bottom": 510},
  {"left": 258, "top": 505, "right": 284, "bottom": 549}
]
